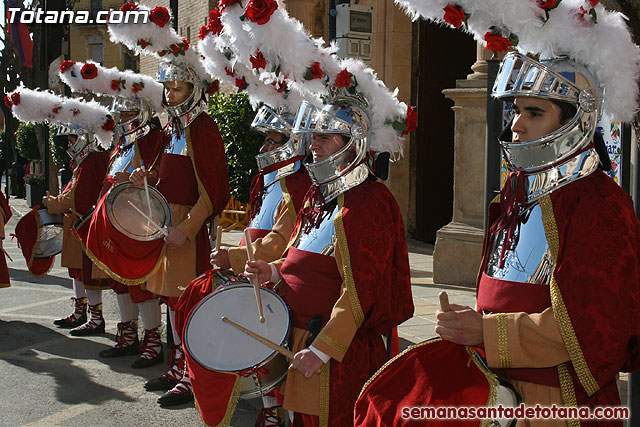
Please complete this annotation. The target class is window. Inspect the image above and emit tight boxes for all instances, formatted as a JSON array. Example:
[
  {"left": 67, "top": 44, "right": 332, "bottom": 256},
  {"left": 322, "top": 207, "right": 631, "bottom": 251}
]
[{"left": 90, "top": 43, "right": 104, "bottom": 64}]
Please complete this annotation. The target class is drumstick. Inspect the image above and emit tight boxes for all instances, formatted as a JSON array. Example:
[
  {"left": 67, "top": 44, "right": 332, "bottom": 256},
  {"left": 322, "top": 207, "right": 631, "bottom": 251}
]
[
  {"left": 222, "top": 316, "right": 294, "bottom": 359},
  {"left": 127, "top": 200, "right": 168, "bottom": 237},
  {"left": 122, "top": 160, "right": 133, "bottom": 172},
  {"left": 139, "top": 160, "right": 153, "bottom": 217},
  {"left": 3, "top": 248, "right": 13, "bottom": 262},
  {"left": 439, "top": 291, "right": 451, "bottom": 312},
  {"left": 244, "top": 228, "right": 265, "bottom": 323},
  {"left": 215, "top": 225, "right": 223, "bottom": 251}
]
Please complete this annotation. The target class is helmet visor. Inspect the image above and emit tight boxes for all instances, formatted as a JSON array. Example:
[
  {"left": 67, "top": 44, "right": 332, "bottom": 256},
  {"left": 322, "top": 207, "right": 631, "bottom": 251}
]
[{"left": 292, "top": 101, "right": 352, "bottom": 135}]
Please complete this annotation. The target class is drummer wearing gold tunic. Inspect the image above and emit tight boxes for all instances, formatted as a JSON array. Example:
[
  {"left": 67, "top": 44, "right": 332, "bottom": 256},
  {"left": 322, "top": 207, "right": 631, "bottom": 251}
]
[
  {"left": 131, "top": 61, "right": 230, "bottom": 407},
  {"left": 246, "top": 71, "right": 415, "bottom": 425}
]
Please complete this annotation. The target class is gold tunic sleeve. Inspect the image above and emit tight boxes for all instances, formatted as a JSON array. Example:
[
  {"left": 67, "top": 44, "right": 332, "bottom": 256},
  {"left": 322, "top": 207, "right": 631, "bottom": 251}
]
[
  {"left": 47, "top": 191, "right": 73, "bottom": 215},
  {"left": 483, "top": 307, "right": 570, "bottom": 369},
  {"left": 176, "top": 195, "right": 210, "bottom": 242},
  {"left": 309, "top": 243, "right": 360, "bottom": 363},
  {"left": 227, "top": 199, "right": 295, "bottom": 275}
]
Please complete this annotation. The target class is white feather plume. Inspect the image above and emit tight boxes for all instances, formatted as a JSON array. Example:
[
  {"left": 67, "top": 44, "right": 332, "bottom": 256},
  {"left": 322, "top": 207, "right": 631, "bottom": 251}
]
[
  {"left": 107, "top": 4, "right": 211, "bottom": 85},
  {"left": 58, "top": 61, "right": 164, "bottom": 112},
  {"left": 6, "top": 86, "right": 115, "bottom": 148},
  {"left": 394, "top": 0, "right": 640, "bottom": 122},
  {"left": 215, "top": 1, "right": 409, "bottom": 155}
]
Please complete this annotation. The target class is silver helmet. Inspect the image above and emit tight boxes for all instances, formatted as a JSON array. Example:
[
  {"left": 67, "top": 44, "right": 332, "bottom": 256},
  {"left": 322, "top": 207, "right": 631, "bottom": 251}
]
[
  {"left": 111, "top": 97, "right": 152, "bottom": 140},
  {"left": 493, "top": 52, "right": 601, "bottom": 173},
  {"left": 252, "top": 105, "right": 308, "bottom": 171},
  {"left": 292, "top": 92, "right": 371, "bottom": 201},
  {"left": 156, "top": 61, "right": 205, "bottom": 123},
  {"left": 63, "top": 130, "right": 99, "bottom": 166}
]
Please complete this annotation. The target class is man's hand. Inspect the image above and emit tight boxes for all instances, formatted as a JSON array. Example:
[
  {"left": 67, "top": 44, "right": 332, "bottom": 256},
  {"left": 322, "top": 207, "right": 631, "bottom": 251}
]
[
  {"left": 113, "top": 171, "right": 131, "bottom": 184},
  {"left": 435, "top": 303, "right": 484, "bottom": 346},
  {"left": 289, "top": 348, "right": 324, "bottom": 378},
  {"left": 244, "top": 260, "right": 272, "bottom": 284},
  {"left": 129, "top": 168, "right": 148, "bottom": 186},
  {"left": 211, "top": 248, "right": 231, "bottom": 269},
  {"left": 165, "top": 226, "right": 188, "bottom": 249}
]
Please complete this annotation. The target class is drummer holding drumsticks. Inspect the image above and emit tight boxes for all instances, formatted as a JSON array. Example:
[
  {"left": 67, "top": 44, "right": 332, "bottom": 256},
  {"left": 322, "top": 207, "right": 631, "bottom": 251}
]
[
  {"left": 129, "top": 62, "right": 230, "bottom": 408},
  {"left": 245, "top": 76, "right": 415, "bottom": 426}
]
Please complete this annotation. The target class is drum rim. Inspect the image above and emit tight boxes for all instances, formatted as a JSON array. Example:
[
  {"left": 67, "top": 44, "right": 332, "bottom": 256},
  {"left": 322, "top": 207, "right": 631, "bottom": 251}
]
[
  {"left": 105, "top": 182, "right": 172, "bottom": 241},
  {"left": 184, "top": 284, "right": 291, "bottom": 372},
  {"left": 33, "top": 224, "right": 64, "bottom": 258}
]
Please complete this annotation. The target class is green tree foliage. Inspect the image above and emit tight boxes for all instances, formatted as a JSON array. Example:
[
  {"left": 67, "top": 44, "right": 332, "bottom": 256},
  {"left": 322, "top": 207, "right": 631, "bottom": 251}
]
[
  {"left": 208, "top": 91, "right": 263, "bottom": 203},
  {"left": 49, "top": 127, "right": 71, "bottom": 169},
  {"left": 16, "top": 123, "right": 40, "bottom": 161}
]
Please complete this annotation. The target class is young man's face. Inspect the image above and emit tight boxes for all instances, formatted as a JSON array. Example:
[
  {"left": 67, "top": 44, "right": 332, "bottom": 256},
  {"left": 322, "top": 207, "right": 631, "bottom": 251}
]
[
  {"left": 259, "top": 131, "right": 285, "bottom": 154},
  {"left": 67, "top": 135, "right": 78, "bottom": 148},
  {"left": 511, "top": 97, "right": 565, "bottom": 143},
  {"left": 163, "top": 81, "right": 193, "bottom": 106},
  {"left": 310, "top": 133, "right": 346, "bottom": 163},
  {"left": 119, "top": 111, "right": 137, "bottom": 123}
]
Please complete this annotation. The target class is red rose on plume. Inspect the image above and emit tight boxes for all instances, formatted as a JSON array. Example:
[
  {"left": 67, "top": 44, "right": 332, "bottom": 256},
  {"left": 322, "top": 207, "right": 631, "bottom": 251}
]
[
  {"left": 102, "top": 118, "right": 116, "bottom": 131},
  {"left": 149, "top": 6, "right": 170, "bottom": 28},
  {"left": 132, "top": 83, "right": 143, "bottom": 94},
  {"left": 443, "top": 4, "right": 465, "bottom": 28},
  {"left": 182, "top": 38, "right": 190, "bottom": 51},
  {"left": 225, "top": 66, "right": 235, "bottom": 77},
  {"left": 138, "top": 39, "right": 151, "bottom": 48},
  {"left": 244, "top": 0, "right": 278, "bottom": 25},
  {"left": 11, "top": 92, "right": 21, "bottom": 106},
  {"left": 4, "top": 96, "right": 12, "bottom": 109},
  {"left": 218, "top": 0, "right": 242, "bottom": 11},
  {"left": 335, "top": 69, "right": 352, "bottom": 88},
  {"left": 235, "top": 77, "right": 248, "bottom": 90},
  {"left": 402, "top": 106, "right": 417, "bottom": 135},
  {"left": 205, "top": 80, "right": 220, "bottom": 95},
  {"left": 121, "top": 2, "right": 138, "bottom": 12},
  {"left": 59, "top": 60, "right": 76, "bottom": 73},
  {"left": 250, "top": 50, "right": 267, "bottom": 70},
  {"left": 537, "top": 0, "right": 558, "bottom": 10},
  {"left": 71, "top": 108, "right": 79, "bottom": 116},
  {"left": 587, "top": 0, "right": 598, "bottom": 7},
  {"left": 310, "top": 62, "right": 323, "bottom": 79},
  {"left": 484, "top": 32, "right": 512, "bottom": 53},
  {"left": 199, "top": 9, "right": 223, "bottom": 39},
  {"left": 170, "top": 43, "right": 181, "bottom": 54},
  {"left": 274, "top": 80, "right": 286, "bottom": 93},
  {"left": 111, "top": 79, "right": 120, "bottom": 91},
  {"left": 81, "top": 63, "right": 98, "bottom": 79},
  {"left": 52, "top": 106, "right": 61, "bottom": 114}
]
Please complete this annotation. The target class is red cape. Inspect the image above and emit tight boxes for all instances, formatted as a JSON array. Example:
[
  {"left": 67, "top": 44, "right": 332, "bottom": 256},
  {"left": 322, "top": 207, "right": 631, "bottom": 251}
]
[{"left": 186, "top": 113, "right": 230, "bottom": 219}]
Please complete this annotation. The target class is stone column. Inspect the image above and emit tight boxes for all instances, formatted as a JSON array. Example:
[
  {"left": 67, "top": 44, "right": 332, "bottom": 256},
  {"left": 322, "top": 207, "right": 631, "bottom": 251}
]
[{"left": 432, "top": 43, "right": 489, "bottom": 287}]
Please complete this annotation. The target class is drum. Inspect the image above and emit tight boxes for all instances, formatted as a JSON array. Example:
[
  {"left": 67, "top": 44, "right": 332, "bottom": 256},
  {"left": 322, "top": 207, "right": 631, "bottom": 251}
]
[
  {"left": 184, "top": 284, "right": 291, "bottom": 399},
  {"left": 105, "top": 182, "right": 171, "bottom": 241},
  {"left": 33, "top": 208, "right": 63, "bottom": 259},
  {"left": 355, "top": 338, "right": 520, "bottom": 427}
]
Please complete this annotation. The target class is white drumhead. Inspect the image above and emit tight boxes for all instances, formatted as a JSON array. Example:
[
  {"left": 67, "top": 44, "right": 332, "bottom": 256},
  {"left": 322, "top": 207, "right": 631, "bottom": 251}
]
[{"left": 185, "top": 285, "right": 290, "bottom": 371}]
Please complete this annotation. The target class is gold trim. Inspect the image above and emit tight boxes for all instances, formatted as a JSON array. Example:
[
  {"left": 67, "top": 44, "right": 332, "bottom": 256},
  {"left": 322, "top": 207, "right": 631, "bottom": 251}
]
[
  {"left": 319, "top": 361, "right": 330, "bottom": 427},
  {"left": 358, "top": 337, "right": 442, "bottom": 399},
  {"left": 558, "top": 364, "right": 580, "bottom": 427},
  {"left": 69, "top": 167, "right": 81, "bottom": 218},
  {"left": 193, "top": 373, "right": 242, "bottom": 427},
  {"left": 0, "top": 283, "right": 11, "bottom": 288},
  {"left": 540, "top": 196, "right": 599, "bottom": 396},
  {"left": 279, "top": 179, "right": 297, "bottom": 225},
  {"left": 186, "top": 126, "right": 214, "bottom": 217},
  {"left": 79, "top": 237, "right": 167, "bottom": 286},
  {"left": 496, "top": 313, "right": 512, "bottom": 369},
  {"left": 334, "top": 194, "right": 364, "bottom": 327},
  {"left": 539, "top": 195, "right": 559, "bottom": 261},
  {"left": 466, "top": 347, "right": 500, "bottom": 427},
  {"left": 316, "top": 331, "right": 348, "bottom": 355}
]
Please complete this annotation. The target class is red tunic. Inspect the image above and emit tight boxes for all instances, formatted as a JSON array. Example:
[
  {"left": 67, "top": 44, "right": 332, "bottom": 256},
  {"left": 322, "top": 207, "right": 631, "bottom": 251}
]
[{"left": 478, "top": 170, "right": 640, "bottom": 419}]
